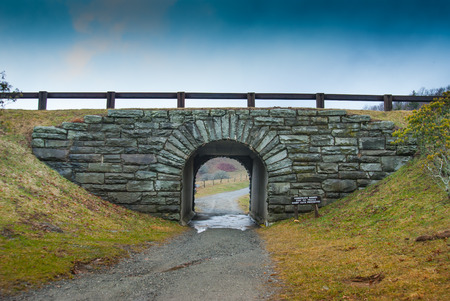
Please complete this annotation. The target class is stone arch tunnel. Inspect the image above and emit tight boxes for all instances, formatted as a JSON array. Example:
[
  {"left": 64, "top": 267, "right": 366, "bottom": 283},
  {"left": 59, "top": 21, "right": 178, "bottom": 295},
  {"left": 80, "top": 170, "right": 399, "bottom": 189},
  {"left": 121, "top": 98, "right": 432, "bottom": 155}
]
[
  {"left": 182, "top": 140, "right": 268, "bottom": 225},
  {"left": 31, "top": 108, "right": 416, "bottom": 224}
]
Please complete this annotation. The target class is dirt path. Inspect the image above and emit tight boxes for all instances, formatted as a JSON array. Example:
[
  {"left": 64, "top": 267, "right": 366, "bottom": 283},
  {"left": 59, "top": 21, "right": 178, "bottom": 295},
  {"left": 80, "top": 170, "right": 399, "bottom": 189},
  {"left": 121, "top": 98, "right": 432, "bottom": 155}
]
[
  {"left": 194, "top": 187, "right": 249, "bottom": 215},
  {"left": 7, "top": 190, "right": 280, "bottom": 301}
]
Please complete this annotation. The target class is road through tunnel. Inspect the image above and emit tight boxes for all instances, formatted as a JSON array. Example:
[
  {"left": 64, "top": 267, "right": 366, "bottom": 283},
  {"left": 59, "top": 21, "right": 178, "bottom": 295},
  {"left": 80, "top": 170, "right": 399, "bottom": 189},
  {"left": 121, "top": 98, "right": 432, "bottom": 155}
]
[{"left": 181, "top": 140, "right": 268, "bottom": 225}]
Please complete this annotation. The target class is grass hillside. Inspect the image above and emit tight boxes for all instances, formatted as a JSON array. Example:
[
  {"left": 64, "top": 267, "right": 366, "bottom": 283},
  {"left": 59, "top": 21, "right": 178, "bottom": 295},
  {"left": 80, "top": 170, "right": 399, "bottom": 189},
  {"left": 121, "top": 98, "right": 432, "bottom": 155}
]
[
  {"left": 0, "top": 108, "right": 427, "bottom": 298},
  {"left": 0, "top": 110, "right": 184, "bottom": 296},
  {"left": 259, "top": 159, "right": 449, "bottom": 300}
]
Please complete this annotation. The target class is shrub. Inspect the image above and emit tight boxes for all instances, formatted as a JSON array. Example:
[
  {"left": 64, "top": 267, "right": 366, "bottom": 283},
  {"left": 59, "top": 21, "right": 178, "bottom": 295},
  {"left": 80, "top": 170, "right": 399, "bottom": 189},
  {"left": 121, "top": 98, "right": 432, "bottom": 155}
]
[
  {"left": 0, "top": 71, "right": 21, "bottom": 109},
  {"left": 394, "top": 92, "right": 450, "bottom": 196}
]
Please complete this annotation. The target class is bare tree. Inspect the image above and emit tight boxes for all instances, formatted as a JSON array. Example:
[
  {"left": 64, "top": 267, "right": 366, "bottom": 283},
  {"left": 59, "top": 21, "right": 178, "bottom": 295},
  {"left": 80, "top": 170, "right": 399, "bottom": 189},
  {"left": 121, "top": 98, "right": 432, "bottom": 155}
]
[{"left": 0, "top": 71, "right": 21, "bottom": 109}]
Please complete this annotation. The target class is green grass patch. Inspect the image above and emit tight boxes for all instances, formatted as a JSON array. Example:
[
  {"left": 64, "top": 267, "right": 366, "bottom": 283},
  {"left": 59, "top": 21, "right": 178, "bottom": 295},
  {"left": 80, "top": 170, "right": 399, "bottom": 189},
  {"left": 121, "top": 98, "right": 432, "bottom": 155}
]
[
  {"left": 0, "top": 110, "right": 185, "bottom": 296},
  {"left": 259, "top": 159, "right": 449, "bottom": 300}
]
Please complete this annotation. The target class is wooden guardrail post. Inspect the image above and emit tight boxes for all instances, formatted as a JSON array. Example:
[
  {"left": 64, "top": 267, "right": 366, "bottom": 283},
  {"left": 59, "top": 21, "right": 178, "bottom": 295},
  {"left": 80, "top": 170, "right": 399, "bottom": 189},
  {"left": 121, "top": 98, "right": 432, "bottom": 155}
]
[
  {"left": 177, "top": 92, "right": 185, "bottom": 108},
  {"left": 384, "top": 94, "right": 393, "bottom": 111},
  {"left": 107, "top": 91, "right": 116, "bottom": 109},
  {"left": 247, "top": 92, "right": 255, "bottom": 107},
  {"left": 316, "top": 93, "right": 325, "bottom": 109},
  {"left": 38, "top": 91, "right": 48, "bottom": 110}
]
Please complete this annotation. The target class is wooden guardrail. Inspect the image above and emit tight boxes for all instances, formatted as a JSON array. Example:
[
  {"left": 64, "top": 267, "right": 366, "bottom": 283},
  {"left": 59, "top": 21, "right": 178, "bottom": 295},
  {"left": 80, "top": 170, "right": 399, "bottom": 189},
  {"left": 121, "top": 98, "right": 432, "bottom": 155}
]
[{"left": 11, "top": 91, "right": 436, "bottom": 111}]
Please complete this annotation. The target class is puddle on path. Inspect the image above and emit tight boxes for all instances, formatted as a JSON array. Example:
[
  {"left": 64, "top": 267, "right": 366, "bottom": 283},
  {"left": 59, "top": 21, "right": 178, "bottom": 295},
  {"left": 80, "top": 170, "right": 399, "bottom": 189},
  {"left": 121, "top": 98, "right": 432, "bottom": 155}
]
[{"left": 189, "top": 213, "right": 258, "bottom": 233}]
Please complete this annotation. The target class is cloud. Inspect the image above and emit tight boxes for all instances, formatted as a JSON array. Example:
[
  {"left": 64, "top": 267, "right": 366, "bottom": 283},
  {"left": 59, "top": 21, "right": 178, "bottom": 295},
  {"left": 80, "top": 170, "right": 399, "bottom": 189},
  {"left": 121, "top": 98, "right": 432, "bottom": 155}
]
[
  {"left": 64, "top": 39, "right": 111, "bottom": 77},
  {"left": 65, "top": 0, "right": 177, "bottom": 80},
  {"left": 68, "top": 0, "right": 176, "bottom": 37}
]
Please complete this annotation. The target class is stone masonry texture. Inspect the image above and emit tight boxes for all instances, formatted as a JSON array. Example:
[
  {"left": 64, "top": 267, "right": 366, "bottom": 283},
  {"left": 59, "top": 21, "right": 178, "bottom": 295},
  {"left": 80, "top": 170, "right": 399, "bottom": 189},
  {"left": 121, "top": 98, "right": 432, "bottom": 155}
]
[{"left": 31, "top": 108, "right": 416, "bottom": 222}]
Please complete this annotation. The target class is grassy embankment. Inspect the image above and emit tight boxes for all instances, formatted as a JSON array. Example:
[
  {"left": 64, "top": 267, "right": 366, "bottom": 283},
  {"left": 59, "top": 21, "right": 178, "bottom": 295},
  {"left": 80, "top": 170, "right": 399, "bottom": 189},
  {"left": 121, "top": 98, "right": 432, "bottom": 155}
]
[
  {"left": 0, "top": 110, "right": 185, "bottom": 296},
  {"left": 260, "top": 110, "right": 449, "bottom": 300}
]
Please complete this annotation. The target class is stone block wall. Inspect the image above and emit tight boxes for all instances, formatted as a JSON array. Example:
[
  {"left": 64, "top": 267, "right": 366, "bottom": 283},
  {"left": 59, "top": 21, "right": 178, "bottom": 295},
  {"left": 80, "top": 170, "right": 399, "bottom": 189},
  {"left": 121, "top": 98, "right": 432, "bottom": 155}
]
[{"left": 31, "top": 108, "right": 416, "bottom": 222}]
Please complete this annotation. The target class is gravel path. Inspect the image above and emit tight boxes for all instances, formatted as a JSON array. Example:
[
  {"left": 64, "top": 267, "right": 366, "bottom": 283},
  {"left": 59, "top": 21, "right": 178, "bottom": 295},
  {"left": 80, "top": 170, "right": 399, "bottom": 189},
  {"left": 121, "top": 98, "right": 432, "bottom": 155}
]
[
  {"left": 7, "top": 190, "right": 280, "bottom": 301},
  {"left": 194, "top": 188, "right": 249, "bottom": 215}
]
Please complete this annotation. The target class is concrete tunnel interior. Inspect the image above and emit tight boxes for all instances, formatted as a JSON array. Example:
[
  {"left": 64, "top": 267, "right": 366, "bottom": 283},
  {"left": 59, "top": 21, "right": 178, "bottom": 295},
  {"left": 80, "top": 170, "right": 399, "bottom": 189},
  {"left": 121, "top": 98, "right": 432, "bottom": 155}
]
[{"left": 181, "top": 140, "right": 268, "bottom": 225}]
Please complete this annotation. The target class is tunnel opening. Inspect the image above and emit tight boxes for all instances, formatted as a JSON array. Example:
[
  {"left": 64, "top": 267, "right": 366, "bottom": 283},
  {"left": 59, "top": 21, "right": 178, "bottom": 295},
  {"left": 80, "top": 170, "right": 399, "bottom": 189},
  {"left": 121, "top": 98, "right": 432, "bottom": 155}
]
[{"left": 181, "top": 140, "right": 268, "bottom": 226}]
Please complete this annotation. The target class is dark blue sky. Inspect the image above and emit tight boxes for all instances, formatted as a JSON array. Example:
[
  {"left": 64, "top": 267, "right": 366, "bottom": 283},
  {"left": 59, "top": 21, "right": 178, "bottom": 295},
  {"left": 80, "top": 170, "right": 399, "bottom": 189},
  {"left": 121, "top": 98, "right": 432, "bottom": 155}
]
[{"left": 2, "top": 0, "right": 450, "bottom": 109}]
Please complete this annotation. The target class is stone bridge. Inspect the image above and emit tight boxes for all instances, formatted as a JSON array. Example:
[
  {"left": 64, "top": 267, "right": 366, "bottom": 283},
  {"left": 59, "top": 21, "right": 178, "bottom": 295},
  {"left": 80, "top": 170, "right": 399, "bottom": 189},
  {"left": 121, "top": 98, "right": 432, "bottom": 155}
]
[{"left": 31, "top": 108, "right": 415, "bottom": 224}]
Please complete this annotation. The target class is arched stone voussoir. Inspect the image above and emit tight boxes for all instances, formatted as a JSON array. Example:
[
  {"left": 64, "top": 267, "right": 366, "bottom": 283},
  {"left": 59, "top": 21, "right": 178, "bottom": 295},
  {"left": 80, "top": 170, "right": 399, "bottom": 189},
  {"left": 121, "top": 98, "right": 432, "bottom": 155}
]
[
  {"left": 183, "top": 122, "right": 206, "bottom": 147},
  {"left": 166, "top": 134, "right": 192, "bottom": 157},
  {"left": 220, "top": 114, "right": 231, "bottom": 139},
  {"left": 254, "top": 130, "right": 278, "bottom": 153},
  {"left": 236, "top": 119, "right": 254, "bottom": 144},
  {"left": 247, "top": 126, "right": 270, "bottom": 150},
  {"left": 194, "top": 120, "right": 210, "bottom": 143},
  {"left": 176, "top": 124, "right": 203, "bottom": 150},
  {"left": 164, "top": 141, "right": 189, "bottom": 160},
  {"left": 170, "top": 129, "right": 197, "bottom": 153}
]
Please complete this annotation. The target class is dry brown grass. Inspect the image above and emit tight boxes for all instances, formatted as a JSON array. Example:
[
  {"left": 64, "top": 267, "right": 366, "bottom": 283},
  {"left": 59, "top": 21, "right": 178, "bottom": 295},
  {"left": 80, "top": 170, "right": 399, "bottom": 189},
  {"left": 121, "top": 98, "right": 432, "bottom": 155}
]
[{"left": 259, "top": 160, "right": 449, "bottom": 300}]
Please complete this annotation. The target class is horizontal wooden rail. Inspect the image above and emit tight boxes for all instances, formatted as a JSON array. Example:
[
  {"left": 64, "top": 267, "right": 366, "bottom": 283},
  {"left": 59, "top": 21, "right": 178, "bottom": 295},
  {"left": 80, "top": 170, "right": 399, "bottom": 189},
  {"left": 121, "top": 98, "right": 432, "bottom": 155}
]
[{"left": 5, "top": 91, "right": 437, "bottom": 111}]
